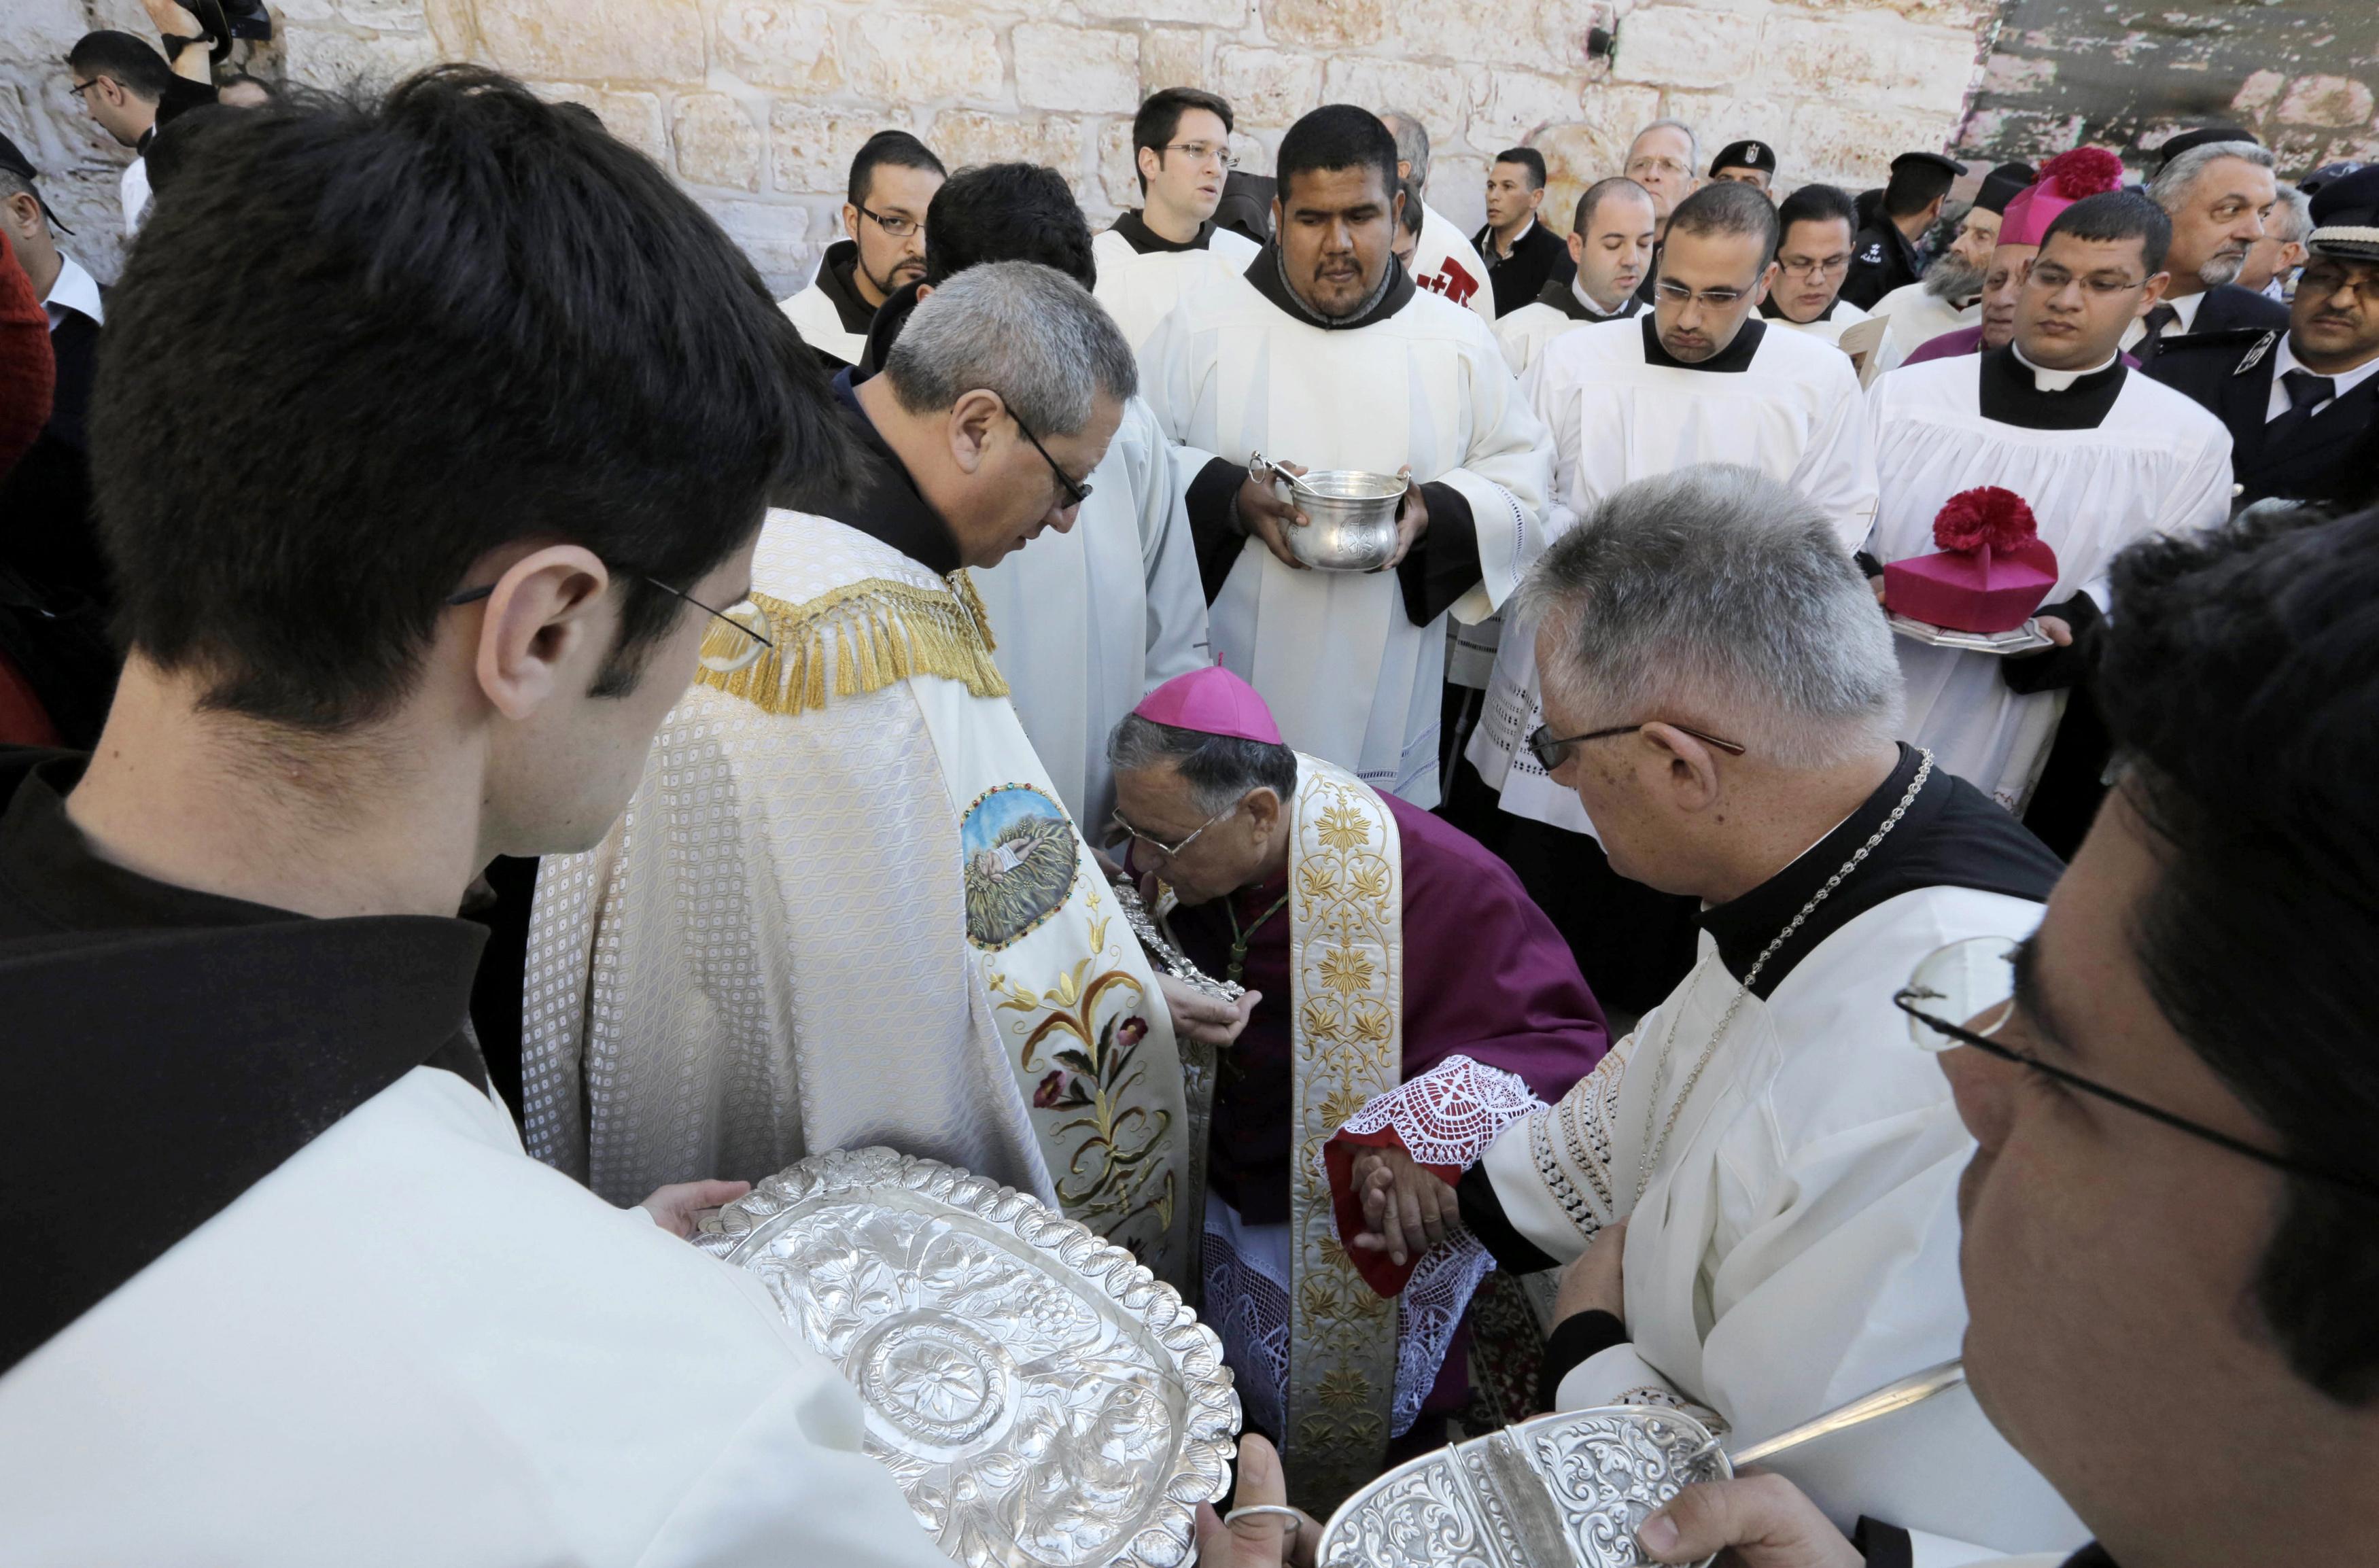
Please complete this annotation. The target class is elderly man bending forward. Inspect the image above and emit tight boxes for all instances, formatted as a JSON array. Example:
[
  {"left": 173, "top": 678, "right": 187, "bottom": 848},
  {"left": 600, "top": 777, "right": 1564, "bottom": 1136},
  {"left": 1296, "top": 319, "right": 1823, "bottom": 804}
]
[{"left": 1330, "top": 465, "right": 2087, "bottom": 1558}]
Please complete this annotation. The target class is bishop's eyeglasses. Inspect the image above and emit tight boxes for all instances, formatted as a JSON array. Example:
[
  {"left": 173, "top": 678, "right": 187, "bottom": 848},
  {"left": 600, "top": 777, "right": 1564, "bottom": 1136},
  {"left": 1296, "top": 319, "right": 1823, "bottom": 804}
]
[
  {"left": 445, "top": 576, "right": 774, "bottom": 675},
  {"left": 1896, "top": 937, "right": 2379, "bottom": 1198}
]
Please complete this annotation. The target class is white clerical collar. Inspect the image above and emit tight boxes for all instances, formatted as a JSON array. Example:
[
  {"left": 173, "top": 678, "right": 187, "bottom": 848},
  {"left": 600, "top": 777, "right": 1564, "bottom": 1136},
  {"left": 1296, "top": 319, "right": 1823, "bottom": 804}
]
[
  {"left": 1571, "top": 274, "right": 1628, "bottom": 317},
  {"left": 44, "top": 251, "right": 104, "bottom": 332},
  {"left": 2011, "top": 341, "right": 2117, "bottom": 391},
  {"left": 2276, "top": 332, "right": 2379, "bottom": 402}
]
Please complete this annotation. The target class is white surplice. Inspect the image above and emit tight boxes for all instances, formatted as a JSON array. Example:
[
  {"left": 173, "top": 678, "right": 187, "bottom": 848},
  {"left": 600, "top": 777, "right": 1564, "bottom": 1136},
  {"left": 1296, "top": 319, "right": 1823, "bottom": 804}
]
[
  {"left": 1492, "top": 285, "right": 1639, "bottom": 378},
  {"left": 1872, "top": 281, "right": 1977, "bottom": 372},
  {"left": 1482, "top": 881, "right": 2085, "bottom": 1561},
  {"left": 1139, "top": 268, "right": 1552, "bottom": 807},
  {"left": 1410, "top": 202, "right": 1500, "bottom": 326},
  {"left": 523, "top": 508, "right": 1193, "bottom": 1277},
  {"left": 970, "top": 394, "right": 1211, "bottom": 824},
  {"left": 0, "top": 1065, "right": 948, "bottom": 1568},
  {"left": 1092, "top": 224, "right": 1262, "bottom": 352},
  {"left": 1768, "top": 296, "right": 1871, "bottom": 347},
  {"left": 1864, "top": 353, "right": 2232, "bottom": 808},
  {"left": 1466, "top": 318, "right": 1879, "bottom": 835}
]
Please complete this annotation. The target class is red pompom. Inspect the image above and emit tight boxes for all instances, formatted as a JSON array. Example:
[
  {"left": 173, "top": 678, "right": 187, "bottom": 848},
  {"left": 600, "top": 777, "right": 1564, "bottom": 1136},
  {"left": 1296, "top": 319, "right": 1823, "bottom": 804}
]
[
  {"left": 2040, "top": 147, "right": 2125, "bottom": 200},
  {"left": 1932, "top": 486, "right": 2039, "bottom": 553}
]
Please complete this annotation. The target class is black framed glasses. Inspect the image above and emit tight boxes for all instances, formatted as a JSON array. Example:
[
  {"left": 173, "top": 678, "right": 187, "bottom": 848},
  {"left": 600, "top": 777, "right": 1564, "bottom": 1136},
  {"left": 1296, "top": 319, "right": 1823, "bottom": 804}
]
[
  {"left": 1896, "top": 937, "right": 2379, "bottom": 1198},
  {"left": 1010, "top": 409, "right": 1093, "bottom": 510},
  {"left": 445, "top": 576, "right": 774, "bottom": 675},
  {"left": 1526, "top": 720, "right": 1748, "bottom": 771},
  {"left": 856, "top": 203, "right": 923, "bottom": 240}
]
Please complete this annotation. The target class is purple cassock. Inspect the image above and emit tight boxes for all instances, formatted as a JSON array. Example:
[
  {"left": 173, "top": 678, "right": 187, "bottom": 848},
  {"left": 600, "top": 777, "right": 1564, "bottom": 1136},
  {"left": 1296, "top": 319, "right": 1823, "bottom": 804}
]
[
  {"left": 1905, "top": 324, "right": 2141, "bottom": 370},
  {"left": 1166, "top": 790, "right": 1610, "bottom": 1434}
]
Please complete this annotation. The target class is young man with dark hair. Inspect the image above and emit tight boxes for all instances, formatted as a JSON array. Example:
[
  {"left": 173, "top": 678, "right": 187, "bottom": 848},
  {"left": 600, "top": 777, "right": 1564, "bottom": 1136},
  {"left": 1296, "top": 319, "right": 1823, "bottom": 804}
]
[
  {"left": 1474, "top": 146, "right": 1570, "bottom": 317},
  {"left": 778, "top": 128, "right": 945, "bottom": 368},
  {"left": 1843, "top": 150, "right": 1962, "bottom": 309},
  {"left": 66, "top": 29, "right": 217, "bottom": 233},
  {"left": 1762, "top": 181, "right": 1871, "bottom": 343},
  {"left": 1140, "top": 103, "right": 1551, "bottom": 813},
  {"left": 1091, "top": 88, "right": 1260, "bottom": 349},
  {"left": 1493, "top": 177, "right": 1656, "bottom": 376},
  {"left": 0, "top": 67, "right": 947, "bottom": 1565},
  {"left": 1459, "top": 178, "right": 1876, "bottom": 1017},
  {"left": 2151, "top": 165, "right": 2379, "bottom": 511},
  {"left": 1865, "top": 191, "right": 2229, "bottom": 824},
  {"left": 1629, "top": 502, "right": 2379, "bottom": 1568}
]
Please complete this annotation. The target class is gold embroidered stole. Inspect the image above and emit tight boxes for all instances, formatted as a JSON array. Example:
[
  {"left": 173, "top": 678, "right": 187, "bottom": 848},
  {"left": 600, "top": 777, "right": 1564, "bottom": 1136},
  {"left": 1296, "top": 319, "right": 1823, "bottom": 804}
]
[
  {"left": 1283, "top": 755, "right": 1402, "bottom": 1512},
  {"left": 695, "top": 574, "right": 1007, "bottom": 715}
]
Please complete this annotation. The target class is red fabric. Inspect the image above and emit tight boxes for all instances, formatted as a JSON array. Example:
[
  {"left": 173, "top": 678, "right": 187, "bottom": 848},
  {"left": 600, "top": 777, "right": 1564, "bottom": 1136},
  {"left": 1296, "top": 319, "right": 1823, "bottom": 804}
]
[
  {"left": 1932, "top": 486, "right": 2038, "bottom": 553},
  {"left": 0, "top": 650, "right": 60, "bottom": 746},
  {"left": 1324, "top": 1125, "right": 1463, "bottom": 1297},
  {"left": 0, "top": 227, "right": 56, "bottom": 479}
]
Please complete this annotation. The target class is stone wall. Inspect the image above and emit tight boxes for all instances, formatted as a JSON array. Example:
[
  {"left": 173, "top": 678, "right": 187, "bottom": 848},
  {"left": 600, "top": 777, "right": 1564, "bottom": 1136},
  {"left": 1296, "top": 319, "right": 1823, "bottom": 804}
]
[{"left": 7, "top": 0, "right": 2002, "bottom": 291}]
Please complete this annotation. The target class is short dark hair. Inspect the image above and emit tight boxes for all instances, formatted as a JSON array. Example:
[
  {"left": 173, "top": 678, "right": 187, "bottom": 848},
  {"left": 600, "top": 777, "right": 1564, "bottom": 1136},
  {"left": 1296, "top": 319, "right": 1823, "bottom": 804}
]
[
  {"left": 847, "top": 130, "right": 945, "bottom": 210},
  {"left": 2096, "top": 506, "right": 2379, "bottom": 1404},
  {"left": 1573, "top": 175, "right": 1653, "bottom": 234},
  {"left": 1493, "top": 147, "right": 1548, "bottom": 191},
  {"left": 92, "top": 68, "right": 842, "bottom": 728},
  {"left": 1133, "top": 88, "right": 1234, "bottom": 194},
  {"left": 1274, "top": 104, "right": 1400, "bottom": 206},
  {"left": 923, "top": 162, "right": 1095, "bottom": 288},
  {"left": 1665, "top": 179, "right": 1780, "bottom": 261},
  {"left": 2041, "top": 190, "right": 2173, "bottom": 275},
  {"left": 1883, "top": 156, "right": 1957, "bottom": 218},
  {"left": 67, "top": 31, "right": 175, "bottom": 101},
  {"left": 1397, "top": 175, "right": 1425, "bottom": 238},
  {"left": 1776, "top": 182, "right": 1858, "bottom": 245},
  {"left": 1107, "top": 714, "right": 1299, "bottom": 814}
]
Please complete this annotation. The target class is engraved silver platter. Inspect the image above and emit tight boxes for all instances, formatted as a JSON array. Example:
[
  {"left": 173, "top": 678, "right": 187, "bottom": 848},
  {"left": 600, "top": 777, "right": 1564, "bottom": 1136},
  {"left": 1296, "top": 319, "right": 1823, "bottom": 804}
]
[
  {"left": 693, "top": 1147, "right": 1239, "bottom": 1568},
  {"left": 1316, "top": 1405, "right": 1730, "bottom": 1568},
  {"left": 1887, "top": 613, "right": 2053, "bottom": 656}
]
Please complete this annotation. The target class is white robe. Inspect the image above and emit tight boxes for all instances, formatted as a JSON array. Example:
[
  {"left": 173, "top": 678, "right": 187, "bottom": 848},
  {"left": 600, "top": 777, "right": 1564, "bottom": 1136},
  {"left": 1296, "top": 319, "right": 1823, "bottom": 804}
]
[
  {"left": 1769, "top": 296, "right": 1871, "bottom": 347},
  {"left": 1872, "top": 281, "right": 1978, "bottom": 372},
  {"left": 0, "top": 1065, "right": 946, "bottom": 1568},
  {"left": 1139, "top": 268, "right": 1552, "bottom": 807},
  {"left": 1467, "top": 318, "right": 1879, "bottom": 834},
  {"left": 1492, "top": 289, "right": 1639, "bottom": 379},
  {"left": 780, "top": 278, "right": 867, "bottom": 368},
  {"left": 1864, "top": 355, "right": 2232, "bottom": 808},
  {"left": 1483, "top": 884, "right": 2085, "bottom": 1561},
  {"left": 971, "top": 394, "right": 1211, "bottom": 824},
  {"left": 1410, "top": 202, "right": 1500, "bottom": 326},
  {"left": 1092, "top": 224, "right": 1262, "bottom": 352}
]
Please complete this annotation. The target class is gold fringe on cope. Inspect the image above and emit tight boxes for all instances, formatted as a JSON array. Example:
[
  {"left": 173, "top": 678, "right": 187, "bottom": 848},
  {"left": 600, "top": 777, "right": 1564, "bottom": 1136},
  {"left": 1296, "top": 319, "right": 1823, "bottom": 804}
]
[{"left": 696, "top": 576, "right": 1009, "bottom": 716}]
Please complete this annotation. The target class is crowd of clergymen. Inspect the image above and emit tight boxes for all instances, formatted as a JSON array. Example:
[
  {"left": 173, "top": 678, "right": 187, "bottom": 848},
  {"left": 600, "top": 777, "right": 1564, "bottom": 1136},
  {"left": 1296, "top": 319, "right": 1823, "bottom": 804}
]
[{"left": 1, "top": 41, "right": 2377, "bottom": 1568}]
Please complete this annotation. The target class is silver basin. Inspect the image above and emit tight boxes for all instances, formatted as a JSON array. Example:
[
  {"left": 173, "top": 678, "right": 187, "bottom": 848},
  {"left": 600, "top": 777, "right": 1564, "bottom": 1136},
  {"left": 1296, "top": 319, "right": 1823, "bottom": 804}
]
[{"left": 1276, "top": 468, "right": 1408, "bottom": 572}]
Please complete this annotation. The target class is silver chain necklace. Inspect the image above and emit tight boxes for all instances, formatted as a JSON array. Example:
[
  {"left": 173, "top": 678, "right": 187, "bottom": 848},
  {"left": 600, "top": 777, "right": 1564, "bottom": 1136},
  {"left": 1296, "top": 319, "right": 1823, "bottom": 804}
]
[{"left": 1631, "top": 750, "right": 1934, "bottom": 1204}]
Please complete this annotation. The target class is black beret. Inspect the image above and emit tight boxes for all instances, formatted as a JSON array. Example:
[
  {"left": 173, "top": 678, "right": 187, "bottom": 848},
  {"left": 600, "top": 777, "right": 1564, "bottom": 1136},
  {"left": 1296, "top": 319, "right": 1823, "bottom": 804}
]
[{"left": 1710, "top": 139, "right": 1777, "bottom": 177}]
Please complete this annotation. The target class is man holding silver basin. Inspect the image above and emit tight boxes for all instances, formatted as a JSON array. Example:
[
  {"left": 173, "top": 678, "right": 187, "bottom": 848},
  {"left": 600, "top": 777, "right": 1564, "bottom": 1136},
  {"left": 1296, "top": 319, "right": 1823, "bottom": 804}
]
[{"left": 1140, "top": 104, "right": 1552, "bottom": 813}]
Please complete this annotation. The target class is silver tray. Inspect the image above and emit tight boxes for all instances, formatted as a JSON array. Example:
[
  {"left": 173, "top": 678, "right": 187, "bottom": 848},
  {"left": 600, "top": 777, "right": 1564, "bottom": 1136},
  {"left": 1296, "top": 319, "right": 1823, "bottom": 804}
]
[
  {"left": 1888, "top": 613, "right": 2053, "bottom": 656},
  {"left": 1317, "top": 1405, "right": 1730, "bottom": 1568},
  {"left": 695, "top": 1147, "right": 1238, "bottom": 1568}
]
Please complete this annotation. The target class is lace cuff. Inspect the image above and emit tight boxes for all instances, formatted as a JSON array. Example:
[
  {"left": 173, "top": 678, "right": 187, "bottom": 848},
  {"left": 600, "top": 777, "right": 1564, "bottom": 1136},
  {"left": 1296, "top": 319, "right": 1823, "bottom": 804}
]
[{"left": 1325, "top": 1055, "right": 1546, "bottom": 1297}]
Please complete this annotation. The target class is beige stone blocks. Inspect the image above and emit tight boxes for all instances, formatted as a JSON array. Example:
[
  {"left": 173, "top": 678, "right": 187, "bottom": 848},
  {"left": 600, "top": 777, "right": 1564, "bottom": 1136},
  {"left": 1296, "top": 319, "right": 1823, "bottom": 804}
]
[
  {"left": 474, "top": 0, "right": 706, "bottom": 82},
  {"left": 1611, "top": 7, "right": 1763, "bottom": 92},
  {"left": 673, "top": 92, "right": 763, "bottom": 190},
  {"left": 844, "top": 12, "right": 1004, "bottom": 107},
  {"left": 1014, "top": 24, "right": 1142, "bottom": 116},
  {"left": 712, "top": 0, "right": 842, "bottom": 96},
  {"left": 769, "top": 105, "right": 909, "bottom": 196},
  {"left": 1213, "top": 45, "right": 1326, "bottom": 128}
]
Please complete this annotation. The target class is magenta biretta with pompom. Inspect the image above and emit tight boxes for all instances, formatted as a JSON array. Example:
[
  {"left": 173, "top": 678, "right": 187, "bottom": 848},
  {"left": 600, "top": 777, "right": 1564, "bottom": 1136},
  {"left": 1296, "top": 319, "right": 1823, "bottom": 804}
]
[{"left": 1885, "top": 487, "right": 2060, "bottom": 633}]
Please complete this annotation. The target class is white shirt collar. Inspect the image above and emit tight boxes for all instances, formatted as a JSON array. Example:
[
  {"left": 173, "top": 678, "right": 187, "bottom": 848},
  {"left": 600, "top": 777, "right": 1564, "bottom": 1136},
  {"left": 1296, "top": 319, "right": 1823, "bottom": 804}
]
[
  {"left": 1571, "top": 273, "right": 1629, "bottom": 318},
  {"left": 1492, "top": 215, "right": 1536, "bottom": 258},
  {"left": 2275, "top": 332, "right": 2379, "bottom": 400},
  {"left": 2012, "top": 341, "right": 2117, "bottom": 391},
  {"left": 2168, "top": 290, "right": 2205, "bottom": 332},
  {"left": 44, "top": 252, "right": 104, "bottom": 332}
]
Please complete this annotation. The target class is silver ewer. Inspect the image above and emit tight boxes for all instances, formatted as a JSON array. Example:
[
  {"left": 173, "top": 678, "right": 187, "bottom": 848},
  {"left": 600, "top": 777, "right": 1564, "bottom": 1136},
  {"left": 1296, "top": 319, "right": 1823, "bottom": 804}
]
[
  {"left": 695, "top": 1147, "right": 1240, "bottom": 1568},
  {"left": 1250, "top": 450, "right": 1410, "bottom": 572}
]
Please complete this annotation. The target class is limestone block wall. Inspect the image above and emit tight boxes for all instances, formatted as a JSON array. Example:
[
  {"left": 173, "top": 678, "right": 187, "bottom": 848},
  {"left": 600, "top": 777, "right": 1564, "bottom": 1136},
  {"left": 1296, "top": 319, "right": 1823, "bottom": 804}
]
[{"left": 5, "top": 0, "right": 1999, "bottom": 291}]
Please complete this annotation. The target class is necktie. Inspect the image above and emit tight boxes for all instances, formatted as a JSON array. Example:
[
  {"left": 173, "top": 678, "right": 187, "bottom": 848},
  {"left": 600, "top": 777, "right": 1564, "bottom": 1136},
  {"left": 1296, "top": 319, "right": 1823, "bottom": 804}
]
[
  {"left": 2265, "top": 368, "right": 2338, "bottom": 447},
  {"left": 2139, "top": 303, "right": 2178, "bottom": 353}
]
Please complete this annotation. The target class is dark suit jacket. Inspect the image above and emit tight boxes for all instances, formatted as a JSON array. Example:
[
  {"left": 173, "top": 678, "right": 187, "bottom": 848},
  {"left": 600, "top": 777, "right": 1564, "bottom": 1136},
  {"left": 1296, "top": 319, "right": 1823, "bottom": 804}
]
[
  {"left": 1841, "top": 221, "right": 1919, "bottom": 310},
  {"left": 2153, "top": 328, "right": 2378, "bottom": 511},
  {"left": 1472, "top": 218, "right": 1574, "bottom": 318},
  {"left": 2140, "top": 284, "right": 2289, "bottom": 385}
]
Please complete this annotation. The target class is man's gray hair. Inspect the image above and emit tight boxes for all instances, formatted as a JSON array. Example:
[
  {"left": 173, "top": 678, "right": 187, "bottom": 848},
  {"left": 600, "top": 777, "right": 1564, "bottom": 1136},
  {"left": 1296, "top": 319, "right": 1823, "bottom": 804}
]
[
  {"left": 1107, "top": 713, "right": 1300, "bottom": 814},
  {"left": 2267, "top": 181, "right": 2312, "bottom": 245},
  {"left": 1629, "top": 118, "right": 1701, "bottom": 173},
  {"left": 1378, "top": 109, "right": 1430, "bottom": 189},
  {"left": 1513, "top": 464, "right": 1905, "bottom": 769},
  {"left": 2147, "top": 140, "right": 2276, "bottom": 215},
  {"left": 884, "top": 260, "right": 1137, "bottom": 435}
]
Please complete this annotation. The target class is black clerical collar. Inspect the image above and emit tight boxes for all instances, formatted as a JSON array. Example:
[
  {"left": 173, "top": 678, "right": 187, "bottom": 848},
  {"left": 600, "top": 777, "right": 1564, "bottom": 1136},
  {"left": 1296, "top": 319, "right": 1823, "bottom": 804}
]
[
  {"left": 1244, "top": 243, "right": 1416, "bottom": 330},
  {"left": 1535, "top": 274, "right": 1638, "bottom": 322},
  {"left": 1698, "top": 744, "right": 2063, "bottom": 999},
  {"left": 0, "top": 749, "right": 491, "bottom": 1374},
  {"left": 1642, "top": 313, "right": 1766, "bottom": 372},
  {"left": 852, "top": 278, "right": 922, "bottom": 379},
  {"left": 818, "top": 370, "right": 966, "bottom": 576},
  {"left": 1114, "top": 209, "right": 1218, "bottom": 254},
  {"left": 813, "top": 239, "right": 886, "bottom": 337},
  {"left": 1758, "top": 293, "right": 1839, "bottom": 324},
  {"left": 1977, "top": 344, "right": 2127, "bottom": 430}
]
